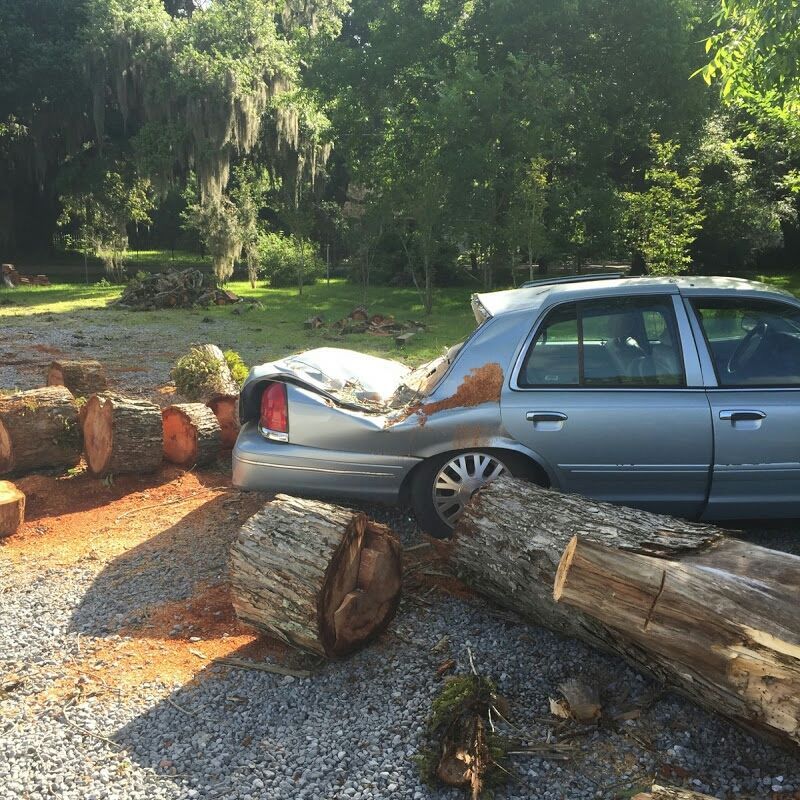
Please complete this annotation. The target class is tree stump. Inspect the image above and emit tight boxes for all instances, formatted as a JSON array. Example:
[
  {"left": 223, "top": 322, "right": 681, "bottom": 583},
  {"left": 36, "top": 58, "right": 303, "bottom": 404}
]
[
  {"left": 0, "top": 481, "right": 25, "bottom": 538},
  {"left": 230, "top": 494, "right": 403, "bottom": 658},
  {"left": 46, "top": 359, "right": 108, "bottom": 397},
  {"left": 82, "top": 393, "right": 163, "bottom": 476},
  {"left": 162, "top": 403, "right": 221, "bottom": 467},
  {"left": 451, "top": 476, "right": 800, "bottom": 750},
  {"left": 0, "top": 387, "right": 81, "bottom": 475},
  {"left": 207, "top": 395, "right": 239, "bottom": 448}
]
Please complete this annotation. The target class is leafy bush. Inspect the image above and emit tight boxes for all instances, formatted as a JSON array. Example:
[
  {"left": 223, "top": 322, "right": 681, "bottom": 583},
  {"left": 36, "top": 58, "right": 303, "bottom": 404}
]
[
  {"left": 224, "top": 349, "right": 249, "bottom": 386},
  {"left": 259, "top": 231, "right": 324, "bottom": 288}
]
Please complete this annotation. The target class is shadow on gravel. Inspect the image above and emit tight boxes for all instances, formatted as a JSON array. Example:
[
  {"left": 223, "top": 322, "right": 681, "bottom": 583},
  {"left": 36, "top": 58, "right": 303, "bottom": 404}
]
[
  {"left": 108, "top": 596, "right": 800, "bottom": 800},
  {"left": 67, "top": 490, "right": 265, "bottom": 637}
]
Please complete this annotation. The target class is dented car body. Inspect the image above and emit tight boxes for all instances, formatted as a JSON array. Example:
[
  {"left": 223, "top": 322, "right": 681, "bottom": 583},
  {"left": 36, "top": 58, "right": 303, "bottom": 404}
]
[{"left": 234, "top": 275, "right": 800, "bottom": 534}]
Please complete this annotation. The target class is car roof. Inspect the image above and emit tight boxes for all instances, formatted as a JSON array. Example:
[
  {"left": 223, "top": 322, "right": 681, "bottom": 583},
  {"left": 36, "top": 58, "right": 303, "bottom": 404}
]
[{"left": 475, "top": 275, "right": 795, "bottom": 318}]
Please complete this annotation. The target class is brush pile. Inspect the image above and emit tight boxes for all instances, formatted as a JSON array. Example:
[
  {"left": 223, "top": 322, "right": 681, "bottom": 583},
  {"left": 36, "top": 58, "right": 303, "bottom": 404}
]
[{"left": 115, "top": 268, "right": 240, "bottom": 310}]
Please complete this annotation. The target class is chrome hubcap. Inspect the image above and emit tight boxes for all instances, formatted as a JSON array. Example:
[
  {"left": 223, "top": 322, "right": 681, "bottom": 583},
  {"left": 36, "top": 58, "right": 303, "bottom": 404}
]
[{"left": 432, "top": 452, "right": 507, "bottom": 527}]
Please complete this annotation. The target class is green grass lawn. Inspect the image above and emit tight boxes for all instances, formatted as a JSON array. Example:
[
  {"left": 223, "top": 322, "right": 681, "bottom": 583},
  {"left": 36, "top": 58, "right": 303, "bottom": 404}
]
[
  {"left": 2, "top": 262, "right": 797, "bottom": 377},
  {"left": 0, "top": 278, "right": 480, "bottom": 367}
]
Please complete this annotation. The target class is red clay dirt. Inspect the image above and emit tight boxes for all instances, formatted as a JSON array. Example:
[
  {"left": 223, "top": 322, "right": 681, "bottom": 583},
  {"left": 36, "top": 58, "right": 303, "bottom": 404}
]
[{"left": 1, "top": 466, "right": 287, "bottom": 697}]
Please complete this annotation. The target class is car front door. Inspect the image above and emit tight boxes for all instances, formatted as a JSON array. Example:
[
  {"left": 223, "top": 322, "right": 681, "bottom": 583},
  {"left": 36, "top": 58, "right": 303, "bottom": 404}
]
[
  {"left": 502, "top": 293, "right": 713, "bottom": 518},
  {"left": 687, "top": 295, "right": 800, "bottom": 519}
]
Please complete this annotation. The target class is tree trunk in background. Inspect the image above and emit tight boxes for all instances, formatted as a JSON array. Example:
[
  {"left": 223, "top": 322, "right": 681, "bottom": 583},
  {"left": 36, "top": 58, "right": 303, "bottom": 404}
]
[
  {"left": 230, "top": 494, "right": 402, "bottom": 658},
  {"left": 46, "top": 359, "right": 108, "bottom": 398},
  {"left": 82, "top": 393, "right": 163, "bottom": 476},
  {"left": 0, "top": 387, "right": 81, "bottom": 475},
  {"left": 0, "top": 481, "right": 25, "bottom": 538},
  {"left": 451, "top": 477, "right": 800, "bottom": 749},
  {"left": 162, "top": 403, "right": 221, "bottom": 467}
]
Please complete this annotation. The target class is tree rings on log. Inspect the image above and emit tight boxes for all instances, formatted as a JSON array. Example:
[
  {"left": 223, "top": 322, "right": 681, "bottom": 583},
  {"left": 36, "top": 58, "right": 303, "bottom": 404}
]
[
  {"left": 0, "top": 481, "right": 25, "bottom": 538},
  {"left": 82, "top": 393, "right": 163, "bottom": 477},
  {"left": 207, "top": 396, "right": 239, "bottom": 448},
  {"left": 230, "top": 494, "right": 402, "bottom": 658},
  {"left": 162, "top": 403, "right": 221, "bottom": 467},
  {"left": 0, "top": 386, "right": 81, "bottom": 475},
  {"left": 46, "top": 359, "right": 108, "bottom": 397}
]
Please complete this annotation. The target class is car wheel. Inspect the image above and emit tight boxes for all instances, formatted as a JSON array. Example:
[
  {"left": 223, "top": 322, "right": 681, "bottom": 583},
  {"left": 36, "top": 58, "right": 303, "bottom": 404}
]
[{"left": 410, "top": 450, "right": 541, "bottom": 539}]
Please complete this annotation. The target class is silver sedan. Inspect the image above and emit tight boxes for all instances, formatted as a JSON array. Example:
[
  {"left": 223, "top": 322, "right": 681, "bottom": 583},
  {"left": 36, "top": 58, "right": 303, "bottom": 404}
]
[{"left": 233, "top": 275, "right": 800, "bottom": 536}]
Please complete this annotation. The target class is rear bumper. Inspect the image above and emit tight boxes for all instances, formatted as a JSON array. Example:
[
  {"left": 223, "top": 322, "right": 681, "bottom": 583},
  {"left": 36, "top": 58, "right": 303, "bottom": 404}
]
[{"left": 232, "top": 422, "right": 421, "bottom": 503}]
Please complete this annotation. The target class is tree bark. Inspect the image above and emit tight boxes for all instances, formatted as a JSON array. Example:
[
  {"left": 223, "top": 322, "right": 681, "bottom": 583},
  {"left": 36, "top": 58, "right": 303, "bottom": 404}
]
[
  {"left": 46, "top": 359, "right": 108, "bottom": 397},
  {"left": 0, "top": 480, "right": 25, "bottom": 538},
  {"left": 229, "top": 494, "right": 402, "bottom": 658},
  {"left": 449, "top": 477, "right": 800, "bottom": 749},
  {"left": 554, "top": 534, "right": 800, "bottom": 749},
  {"left": 82, "top": 393, "right": 163, "bottom": 477},
  {"left": 192, "top": 344, "right": 240, "bottom": 400},
  {"left": 0, "top": 387, "right": 81, "bottom": 475},
  {"left": 162, "top": 403, "right": 221, "bottom": 467}
]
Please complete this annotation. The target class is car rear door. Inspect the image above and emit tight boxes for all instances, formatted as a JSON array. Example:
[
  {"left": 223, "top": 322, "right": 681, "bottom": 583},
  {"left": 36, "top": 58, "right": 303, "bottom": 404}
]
[
  {"left": 502, "top": 293, "right": 713, "bottom": 518},
  {"left": 686, "top": 295, "right": 800, "bottom": 519}
]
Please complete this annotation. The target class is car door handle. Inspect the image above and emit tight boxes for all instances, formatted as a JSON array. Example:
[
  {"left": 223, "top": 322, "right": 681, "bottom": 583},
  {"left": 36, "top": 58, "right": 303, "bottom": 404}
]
[
  {"left": 719, "top": 409, "right": 766, "bottom": 422},
  {"left": 526, "top": 411, "right": 568, "bottom": 423}
]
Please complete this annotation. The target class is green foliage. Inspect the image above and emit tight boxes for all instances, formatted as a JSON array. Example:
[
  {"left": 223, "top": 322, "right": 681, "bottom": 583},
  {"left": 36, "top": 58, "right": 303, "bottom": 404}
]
[
  {"left": 58, "top": 167, "right": 154, "bottom": 279},
  {"left": 621, "top": 135, "right": 705, "bottom": 275},
  {"left": 223, "top": 350, "right": 249, "bottom": 387},
  {"left": 259, "top": 231, "right": 324, "bottom": 288},
  {"left": 699, "top": 0, "right": 800, "bottom": 128},
  {"left": 171, "top": 347, "right": 232, "bottom": 401}
]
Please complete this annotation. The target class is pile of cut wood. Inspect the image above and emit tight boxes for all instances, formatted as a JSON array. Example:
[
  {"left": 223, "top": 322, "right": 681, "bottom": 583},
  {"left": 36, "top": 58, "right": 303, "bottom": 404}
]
[
  {"left": 115, "top": 268, "right": 241, "bottom": 310},
  {"left": 304, "top": 306, "right": 425, "bottom": 345},
  {"left": 2, "top": 263, "right": 50, "bottom": 287}
]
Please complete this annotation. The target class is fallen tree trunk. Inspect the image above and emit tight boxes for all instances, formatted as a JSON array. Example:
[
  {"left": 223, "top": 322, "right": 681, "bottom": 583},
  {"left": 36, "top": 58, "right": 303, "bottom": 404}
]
[
  {"left": 451, "top": 477, "right": 800, "bottom": 749},
  {"left": 230, "top": 494, "right": 402, "bottom": 658},
  {"left": 162, "top": 403, "right": 221, "bottom": 467},
  {"left": 82, "top": 393, "right": 163, "bottom": 476},
  {"left": 46, "top": 359, "right": 108, "bottom": 397},
  {"left": 0, "top": 481, "right": 25, "bottom": 538},
  {"left": 0, "top": 387, "right": 81, "bottom": 474},
  {"left": 554, "top": 534, "right": 800, "bottom": 749}
]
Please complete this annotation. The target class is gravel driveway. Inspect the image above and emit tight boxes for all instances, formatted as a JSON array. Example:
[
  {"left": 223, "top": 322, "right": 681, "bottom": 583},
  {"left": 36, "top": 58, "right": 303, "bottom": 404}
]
[{"left": 2, "top": 311, "right": 800, "bottom": 800}]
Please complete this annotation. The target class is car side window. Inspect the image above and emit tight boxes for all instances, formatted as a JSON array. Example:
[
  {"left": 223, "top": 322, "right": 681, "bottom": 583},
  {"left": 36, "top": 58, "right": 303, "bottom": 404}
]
[
  {"left": 520, "top": 296, "right": 685, "bottom": 388},
  {"left": 691, "top": 298, "right": 800, "bottom": 387}
]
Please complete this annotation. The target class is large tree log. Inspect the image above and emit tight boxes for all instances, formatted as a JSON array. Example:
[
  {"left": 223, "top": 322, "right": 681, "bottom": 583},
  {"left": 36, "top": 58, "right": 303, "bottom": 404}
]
[
  {"left": 451, "top": 477, "right": 800, "bottom": 749},
  {"left": 46, "top": 359, "right": 108, "bottom": 397},
  {"left": 554, "top": 534, "right": 800, "bottom": 748},
  {"left": 207, "top": 395, "right": 239, "bottom": 448},
  {"left": 230, "top": 494, "right": 402, "bottom": 658},
  {"left": 82, "top": 393, "right": 163, "bottom": 476},
  {"left": 162, "top": 403, "right": 221, "bottom": 467},
  {"left": 0, "top": 387, "right": 81, "bottom": 474},
  {"left": 0, "top": 481, "right": 25, "bottom": 538}
]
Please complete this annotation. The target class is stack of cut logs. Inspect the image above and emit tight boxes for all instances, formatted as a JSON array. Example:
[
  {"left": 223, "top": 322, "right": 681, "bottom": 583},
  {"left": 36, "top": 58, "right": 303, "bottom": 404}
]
[
  {"left": 0, "top": 346, "right": 241, "bottom": 537},
  {"left": 2, "top": 263, "right": 50, "bottom": 287},
  {"left": 114, "top": 268, "right": 241, "bottom": 310}
]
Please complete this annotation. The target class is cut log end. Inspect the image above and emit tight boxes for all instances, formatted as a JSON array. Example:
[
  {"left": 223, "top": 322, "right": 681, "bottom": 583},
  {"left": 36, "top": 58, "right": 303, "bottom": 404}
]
[
  {"left": 0, "top": 480, "right": 25, "bottom": 538},
  {"left": 323, "top": 521, "right": 403, "bottom": 656},
  {"left": 162, "top": 403, "right": 221, "bottom": 467},
  {"left": 207, "top": 396, "right": 239, "bottom": 448},
  {"left": 83, "top": 395, "right": 115, "bottom": 476}
]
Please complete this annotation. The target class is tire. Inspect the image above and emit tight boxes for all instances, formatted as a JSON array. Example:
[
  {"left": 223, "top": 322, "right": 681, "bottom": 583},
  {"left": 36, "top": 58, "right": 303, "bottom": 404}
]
[{"left": 410, "top": 449, "right": 543, "bottom": 539}]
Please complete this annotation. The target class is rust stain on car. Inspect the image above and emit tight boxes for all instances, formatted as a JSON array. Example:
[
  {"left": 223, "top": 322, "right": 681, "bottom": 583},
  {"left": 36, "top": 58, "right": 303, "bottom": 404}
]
[{"left": 416, "top": 363, "right": 503, "bottom": 427}]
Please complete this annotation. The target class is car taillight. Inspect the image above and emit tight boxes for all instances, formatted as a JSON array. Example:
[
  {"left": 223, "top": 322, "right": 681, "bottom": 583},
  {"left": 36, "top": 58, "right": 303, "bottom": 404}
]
[{"left": 259, "top": 382, "right": 289, "bottom": 441}]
